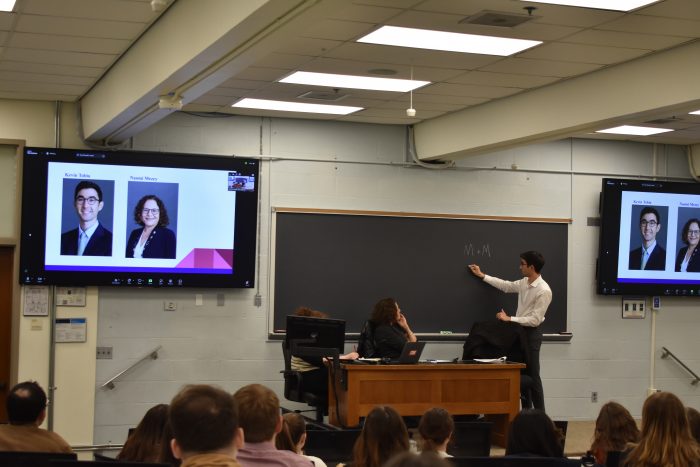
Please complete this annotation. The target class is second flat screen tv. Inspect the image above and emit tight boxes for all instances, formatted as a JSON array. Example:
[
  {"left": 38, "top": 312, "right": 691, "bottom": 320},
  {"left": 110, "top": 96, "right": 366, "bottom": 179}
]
[
  {"left": 20, "top": 147, "right": 259, "bottom": 288},
  {"left": 597, "top": 178, "right": 700, "bottom": 296}
]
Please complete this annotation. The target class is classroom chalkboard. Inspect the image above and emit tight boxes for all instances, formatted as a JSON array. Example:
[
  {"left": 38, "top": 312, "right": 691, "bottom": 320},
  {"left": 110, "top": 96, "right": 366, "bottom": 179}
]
[{"left": 272, "top": 209, "right": 569, "bottom": 338}]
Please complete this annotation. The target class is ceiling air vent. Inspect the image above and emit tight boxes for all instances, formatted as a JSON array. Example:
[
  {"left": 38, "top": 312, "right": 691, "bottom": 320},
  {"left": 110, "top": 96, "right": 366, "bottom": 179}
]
[
  {"left": 298, "top": 90, "right": 349, "bottom": 102},
  {"left": 459, "top": 10, "right": 535, "bottom": 28}
]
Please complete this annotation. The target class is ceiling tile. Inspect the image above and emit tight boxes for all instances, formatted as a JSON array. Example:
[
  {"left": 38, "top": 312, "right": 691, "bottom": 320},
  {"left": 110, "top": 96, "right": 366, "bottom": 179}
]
[
  {"left": 564, "top": 29, "right": 692, "bottom": 49},
  {"left": 0, "top": 60, "right": 102, "bottom": 77},
  {"left": 303, "top": 19, "right": 375, "bottom": 41},
  {"left": 2, "top": 47, "right": 117, "bottom": 67},
  {"left": 480, "top": 57, "right": 602, "bottom": 77},
  {"left": 518, "top": 42, "right": 650, "bottom": 64},
  {"left": 9, "top": 32, "right": 130, "bottom": 54},
  {"left": 600, "top": 15, "right": 700, "bottom": 37},
  {"left": 325, "top": 42, "right": 503, "bottom": 70},
  {"left": 640, "top": 0, "right": 700, "bottom": 20},
  {"left": 0, "top": 70, "right": 93, "bottom": 85},
  {"left": 16, "top": 14, "right": 145, "bottom": 39},
  {"left": 328, "top": 3, "right": 402, "bottom": 23},
  {"left": 421, "top": 82, "right": 520, "bottom": 99},
  {"left": 22, "top": 0, "right": 154, "bottom": 23},
  {"left": 275, "top": 37, "right": 344, "bottom": 56},
  {"left": 448, "top": 70, "right": 559, "bottom": 88}
]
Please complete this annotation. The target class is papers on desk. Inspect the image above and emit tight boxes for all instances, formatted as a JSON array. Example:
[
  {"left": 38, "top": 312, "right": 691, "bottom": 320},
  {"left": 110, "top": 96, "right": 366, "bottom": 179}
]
[
  {"left": 357, "top": 357, "right": 382, "bottom": 362},
  {"left": 473, "top": 356, "right": 507, "bottom": 363}
]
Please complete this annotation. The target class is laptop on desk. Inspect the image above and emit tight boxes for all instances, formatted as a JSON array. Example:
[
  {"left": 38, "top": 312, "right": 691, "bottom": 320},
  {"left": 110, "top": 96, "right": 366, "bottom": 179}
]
[{"left": 385, "top": 341, "right": 426, "bottom": 364}]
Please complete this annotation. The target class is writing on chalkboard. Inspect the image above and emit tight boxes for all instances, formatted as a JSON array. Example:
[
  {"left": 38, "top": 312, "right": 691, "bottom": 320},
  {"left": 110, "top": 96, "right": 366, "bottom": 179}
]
[{"left": 464, "top": 243, "right": 492, "bottom": 257}]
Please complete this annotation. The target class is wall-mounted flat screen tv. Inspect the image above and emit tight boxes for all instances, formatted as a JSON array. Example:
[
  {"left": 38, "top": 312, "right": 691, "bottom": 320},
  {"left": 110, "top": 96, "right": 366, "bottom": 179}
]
[
  {"left": 597, "top": 178, "right": 700, "bottom": 296},
  {"left": 20, "top": 147, "right": 259, "bottom": 288}
]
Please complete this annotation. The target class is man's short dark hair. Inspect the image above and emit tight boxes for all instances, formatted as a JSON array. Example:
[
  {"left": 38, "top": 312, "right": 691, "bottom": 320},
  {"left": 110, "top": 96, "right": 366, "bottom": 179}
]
[
  {"left": 74, "top": 180, "right": 103, "bottom": 201},
  {"left": 233, "top": 384, "right": 280, "bottom": 443},
  {"left": 520, "top": 251, "right": 545, "bottom": 273},
  {"left": 169, "top": 384, "right": 238, "bottom": 453},
  {"left": 7, "top": 381, "right": 47, "bottom": 424},
  {"left": 639, "top": 207, "right": 661, "bottom": 225}
]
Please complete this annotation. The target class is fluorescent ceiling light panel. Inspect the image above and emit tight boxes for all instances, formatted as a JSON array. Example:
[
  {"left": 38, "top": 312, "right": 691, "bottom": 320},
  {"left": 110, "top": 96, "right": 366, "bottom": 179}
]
[
  {"left": 357, "top": 26, "right": 541, "bottom": 56},
  {"left": 596, "top": 125, "right": 673, "bottom": 136},
  {"left": 519, "top": 0, "right": 660, "bottom": 11},
  {"left": 689, "top": 109, "right": 700, "bottom": 115},
  {"left": 232, "top": 98, "right": 362, "bottom": 115},
  {"left": 0, "top": 0, "right": 16, "bottom": 11},
  {"left": 280, "top": 71, "right": 430, "bottom": 92}
]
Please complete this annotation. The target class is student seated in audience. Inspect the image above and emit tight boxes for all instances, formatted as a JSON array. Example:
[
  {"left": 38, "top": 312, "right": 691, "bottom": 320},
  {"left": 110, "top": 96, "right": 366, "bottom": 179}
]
[
  {"left": 688, "top": 406, "right": 700, "bottom": 445},
  {"left": 0, "top": 381, "right": 72, "bottom": 453},
  {"left": 505, "top": 409, "right": 564, "bottom": 458},
  {"left": 623, "top": 391, "right": 700, "bottom": 467},
  {"left": 383, "top": 451, "right": 451, "bottom": 467},
  {"left": 369, "top": 298, "right": 417, "bottom": 359},
  {"left": 233, "top": 383, "right": 313, "bottom": 467},
  {"left": 276, "top": 412, "right": 327, "bottom": 467},
  {"left": 117, "top": 403, "right": 169, "bottom": 462},
  {"left": 417, "top": 408, "right": 454, "bottom": 458},
  {"left": 344, "top": 405, "right": 410, "bottom": 467},
  {"left": 290, "top": 307, "right": 358, "bottom": 405},
  {"left": 168, "top": 384, "right": 243, "bottom": 467},
  {"left": 589, "top": 401, "right": 639, "bottom": 466}
]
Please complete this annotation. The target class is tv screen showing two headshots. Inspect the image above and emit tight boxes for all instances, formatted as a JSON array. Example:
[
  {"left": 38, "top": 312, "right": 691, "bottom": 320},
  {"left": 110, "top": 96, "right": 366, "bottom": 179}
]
[
  {"left": 20, "top": 147, "right": 259, "bottom": 288},
  {"left": 597, "top": 178, "right": 700, "bottom": 296}
]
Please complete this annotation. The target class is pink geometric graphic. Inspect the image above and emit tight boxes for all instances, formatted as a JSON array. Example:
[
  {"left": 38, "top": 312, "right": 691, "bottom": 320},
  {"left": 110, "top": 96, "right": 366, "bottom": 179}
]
[{"left": 175, "top": 248, "right": 234, "bottom": 269}]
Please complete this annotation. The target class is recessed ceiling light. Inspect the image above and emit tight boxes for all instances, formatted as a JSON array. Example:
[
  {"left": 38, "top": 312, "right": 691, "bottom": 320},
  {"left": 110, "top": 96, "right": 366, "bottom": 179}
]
[
  {"left": 689, "top": 109, "right": 700, "bottom": 115},
  {"left": 232, "top": 98, "right": 362, "bottom": 115},
  {"left": 596, "top": 125, "right": 673, "bottom": 136},
  {"left": 519, "top": 0, "right": 660, "bottom": 12},
  {"left": 0, "top": 0, "right": 16, "bottom": 12},
  {"left": 279, "top": 71, "right": 429, "bottom": 92},
  {"left": 357, "top": 25, "right": 541, "bottom": 56}
]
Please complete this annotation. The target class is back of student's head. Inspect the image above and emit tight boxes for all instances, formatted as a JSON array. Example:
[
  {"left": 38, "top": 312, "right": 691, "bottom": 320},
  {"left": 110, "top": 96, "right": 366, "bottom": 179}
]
[
  {"left": 418, "top": 407, "right": 454, "bottom": 453},
  {"left": 625, "top": 391, "right": 700, "bottom": 467},
  {"left": 370, "top": 298, "right": 398, "bottom": 325},
  {"left": 233, "top": 383, "right": 280, "bottom": 443},
  {"left": 506, "top": 409, "right": 563, "bottom": 458},
  {"left": 293, "top": 306, "right": 328, "bottom": 318},
  {"left": 688, "top": 406, "right": 700, "bottom": 445},
  {"left": 169, "top": 384, "right": 238, "bottom": 454},
  {"left": 118, "top": 403, "right": 169, "bottom": 462},
  {"left": 353, "top": 405, "right": 409, "bottom": 467},
  {"left": 276, "top": 412, "right": 306, "bottom": 452},
  {"left": 7, "top": 381, "right": 47, "bottom": 424},
  {"left": 591, "top": 401, "right": 639, "bottom": 457}
]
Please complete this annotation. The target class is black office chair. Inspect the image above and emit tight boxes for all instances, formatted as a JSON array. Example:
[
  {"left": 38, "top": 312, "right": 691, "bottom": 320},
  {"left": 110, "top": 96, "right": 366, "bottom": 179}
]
[
  {"left": 357, "top": 320, "right": 377, "bottom": 358},
  {"left": 280, "top": 341, "right": 326, "bottom": 422}
]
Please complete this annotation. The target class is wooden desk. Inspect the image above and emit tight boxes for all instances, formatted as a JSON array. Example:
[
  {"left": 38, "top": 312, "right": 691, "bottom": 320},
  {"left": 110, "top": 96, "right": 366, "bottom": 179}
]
[{"left": 328, "top": 362, "right": 524, "bottom": 447}]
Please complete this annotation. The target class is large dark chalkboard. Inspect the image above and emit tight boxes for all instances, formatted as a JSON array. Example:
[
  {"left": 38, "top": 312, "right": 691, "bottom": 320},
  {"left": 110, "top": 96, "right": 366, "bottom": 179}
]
[{"left": 272, "top": 210, "right": 569, "bottom": 338}]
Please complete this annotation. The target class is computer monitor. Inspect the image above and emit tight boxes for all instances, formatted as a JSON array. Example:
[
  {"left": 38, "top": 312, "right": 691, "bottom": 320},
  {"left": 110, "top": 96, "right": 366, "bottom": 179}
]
[{"left": 284, "top": 315, "right": 346, "bottom": 362}]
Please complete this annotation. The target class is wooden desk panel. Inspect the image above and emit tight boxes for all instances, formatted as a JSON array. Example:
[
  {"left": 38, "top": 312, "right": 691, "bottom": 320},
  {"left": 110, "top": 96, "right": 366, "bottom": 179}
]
[{"left": 328, "top": 363, "right": 524, "bottom": 447}]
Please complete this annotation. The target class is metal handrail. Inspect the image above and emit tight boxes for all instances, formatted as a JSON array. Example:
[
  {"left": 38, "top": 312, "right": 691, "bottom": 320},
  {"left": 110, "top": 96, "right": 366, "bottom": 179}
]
[
  {"left": 661, "top": 346, "right": 700, "bottom": 385},
  {"left": 100, "top": 345, "right": 162, "bottom": 390}
]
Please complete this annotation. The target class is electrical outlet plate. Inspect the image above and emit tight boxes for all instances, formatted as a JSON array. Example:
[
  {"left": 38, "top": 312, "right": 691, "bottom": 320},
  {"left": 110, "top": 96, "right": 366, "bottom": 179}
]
[
  {"left": 96, "top": 346, "right": 113, "bottom": 359},
  {"left": 591, "top": 391, "right": 598, "bottom": 403},
  {"left": 622, "top": 296, "right": 646, "bottom": 319},
  {"left": 163, "top": 301, "right": 177, "bottom": 311}
]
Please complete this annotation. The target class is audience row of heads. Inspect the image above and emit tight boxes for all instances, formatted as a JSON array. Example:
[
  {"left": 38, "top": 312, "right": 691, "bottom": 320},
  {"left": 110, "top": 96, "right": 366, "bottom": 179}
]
[{"left": 592, "top": 392, "right": 700, "bottom": 467}]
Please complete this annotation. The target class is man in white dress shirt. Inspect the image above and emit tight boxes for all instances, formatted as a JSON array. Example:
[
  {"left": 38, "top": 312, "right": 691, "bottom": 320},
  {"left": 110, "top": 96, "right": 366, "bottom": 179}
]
[{"left": 468, "top": 251, "right": 552, "bottom": 411}]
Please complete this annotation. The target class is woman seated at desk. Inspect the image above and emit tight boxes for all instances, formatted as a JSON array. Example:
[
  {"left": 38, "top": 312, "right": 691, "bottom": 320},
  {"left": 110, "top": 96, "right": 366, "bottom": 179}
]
[{"left": 370, "top": 297, "right": 417, "bottom": 360}]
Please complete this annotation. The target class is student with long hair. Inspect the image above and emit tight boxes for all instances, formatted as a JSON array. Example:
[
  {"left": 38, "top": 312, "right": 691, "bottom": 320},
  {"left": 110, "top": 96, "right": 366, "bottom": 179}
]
[
  {"left": 417, "top": 408, "right": 454, "bottom": 458},
  {"left": 589, "top": 401, "right": 639, "bottom": 465},
  {"left": 276, "top": 412, "right": 327, "bottom": 467},
  {"left": 117, "top": 403, "right": 169, "bottom": 462},
  {"left": 350, "top": 405, "right": 410, "bottom": 467},
  {"left": 623, "top": 391, "right": 700, "bottom": 467},
  {"left": 506, "top": 409, "right": 564, "bottom": 458}
]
